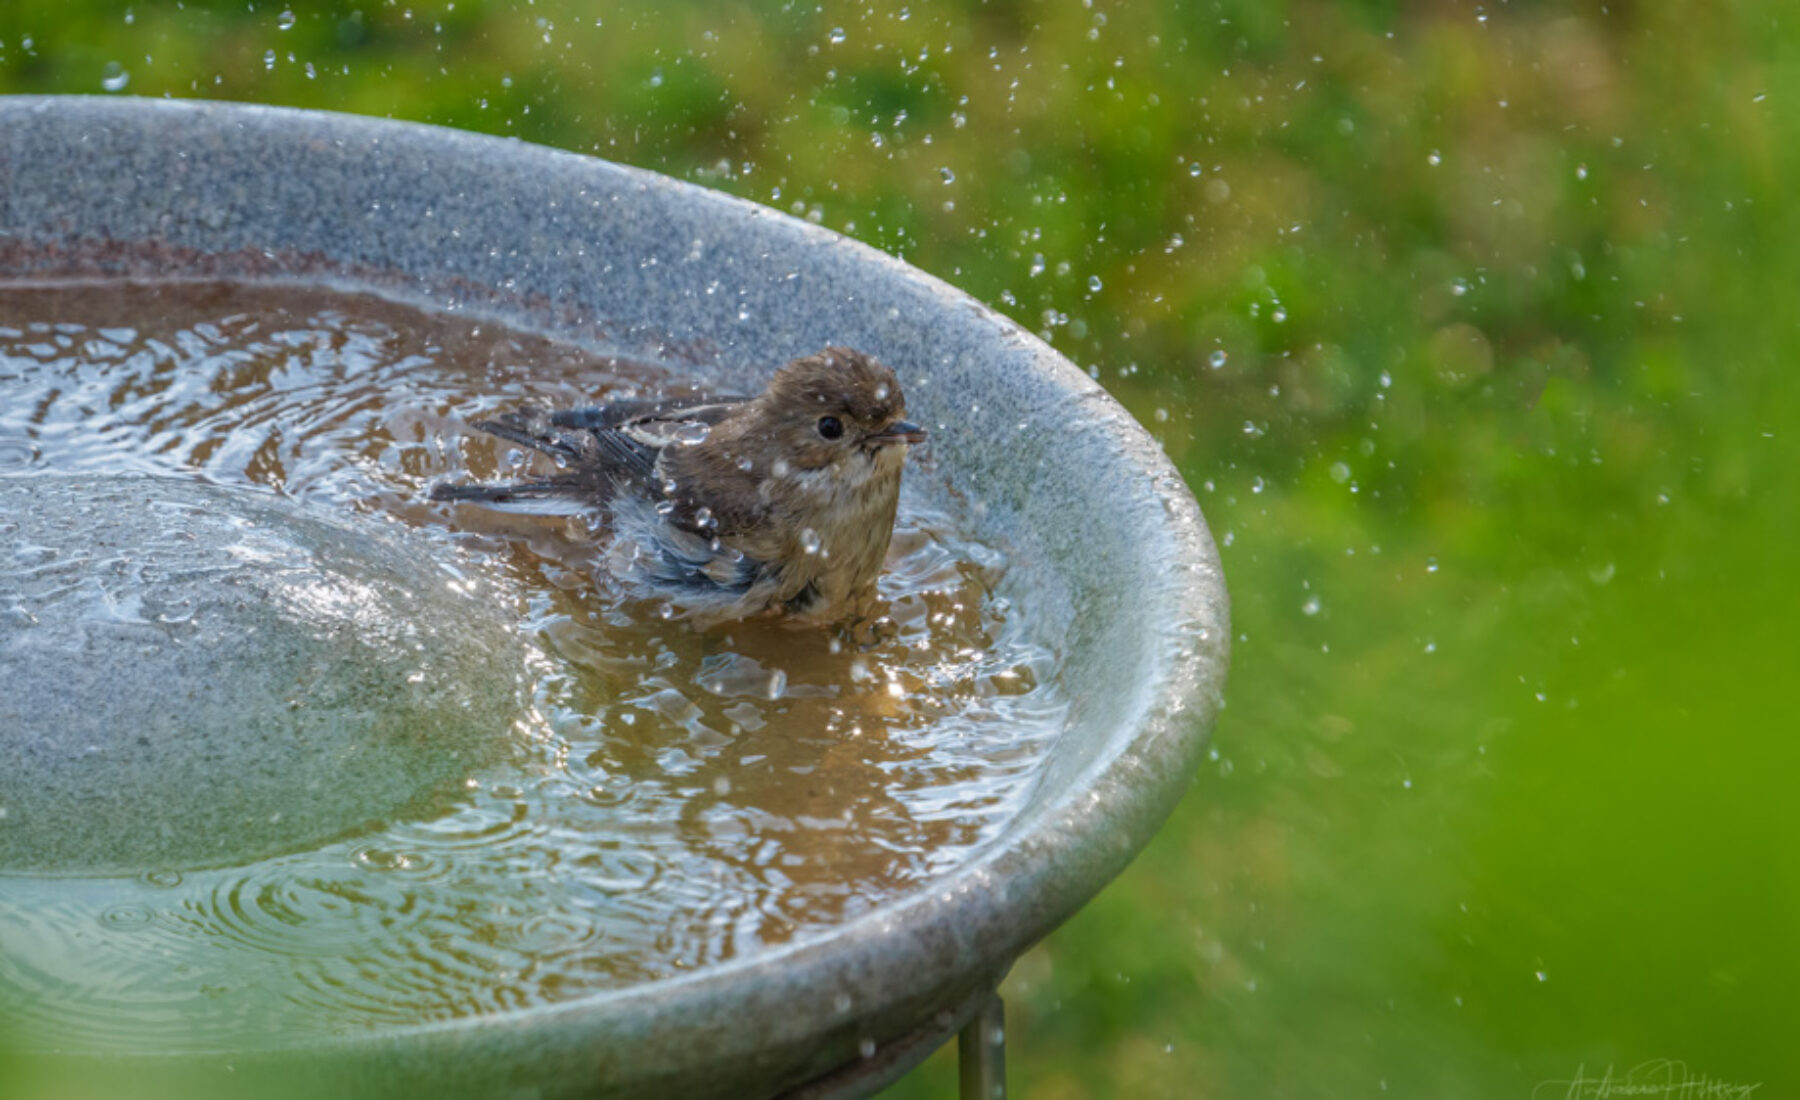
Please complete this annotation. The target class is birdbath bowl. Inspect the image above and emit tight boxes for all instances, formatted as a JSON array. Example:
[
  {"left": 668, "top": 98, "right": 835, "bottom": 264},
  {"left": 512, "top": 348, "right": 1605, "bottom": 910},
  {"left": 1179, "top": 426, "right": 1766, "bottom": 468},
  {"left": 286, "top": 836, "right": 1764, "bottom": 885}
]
[{"left": 0, "top": 97, "right": 1228, "bottom": 1099}]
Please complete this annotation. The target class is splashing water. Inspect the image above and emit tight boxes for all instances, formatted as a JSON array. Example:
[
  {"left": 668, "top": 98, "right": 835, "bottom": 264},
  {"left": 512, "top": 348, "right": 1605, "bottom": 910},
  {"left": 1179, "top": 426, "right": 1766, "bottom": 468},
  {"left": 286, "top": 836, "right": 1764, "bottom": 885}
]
[{"left": 0, "top": 279, "right": 1066, "bottom": 1052}]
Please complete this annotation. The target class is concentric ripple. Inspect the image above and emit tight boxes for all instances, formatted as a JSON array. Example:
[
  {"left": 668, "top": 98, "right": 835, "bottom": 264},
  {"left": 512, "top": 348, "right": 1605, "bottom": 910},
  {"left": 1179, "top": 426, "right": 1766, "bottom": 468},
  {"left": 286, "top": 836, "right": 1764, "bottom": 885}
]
[{"left": 0, "top": 280, "right": 1068, "bottom": 1051}]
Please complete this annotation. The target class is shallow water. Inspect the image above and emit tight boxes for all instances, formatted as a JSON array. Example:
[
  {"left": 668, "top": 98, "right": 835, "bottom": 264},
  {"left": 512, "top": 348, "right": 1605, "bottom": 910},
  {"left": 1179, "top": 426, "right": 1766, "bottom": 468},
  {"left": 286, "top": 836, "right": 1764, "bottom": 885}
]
[{"left": 0, "top": 280, "right": 1065, "bottom": 1051}]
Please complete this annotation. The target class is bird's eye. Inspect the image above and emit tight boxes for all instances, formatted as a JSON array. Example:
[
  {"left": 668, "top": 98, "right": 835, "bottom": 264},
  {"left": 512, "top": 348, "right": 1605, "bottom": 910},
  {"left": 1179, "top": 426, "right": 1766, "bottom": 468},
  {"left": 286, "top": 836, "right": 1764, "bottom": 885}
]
[{"left": 816, "top": 415, "right": 844, "bottom": 440}]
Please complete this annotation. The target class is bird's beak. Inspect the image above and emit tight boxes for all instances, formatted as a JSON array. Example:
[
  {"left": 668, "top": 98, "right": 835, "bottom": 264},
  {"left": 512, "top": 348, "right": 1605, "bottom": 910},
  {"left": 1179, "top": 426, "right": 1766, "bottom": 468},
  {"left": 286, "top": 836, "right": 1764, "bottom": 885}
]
[{"left": 868, "top": 419, "right": 928, "bottom": 446}]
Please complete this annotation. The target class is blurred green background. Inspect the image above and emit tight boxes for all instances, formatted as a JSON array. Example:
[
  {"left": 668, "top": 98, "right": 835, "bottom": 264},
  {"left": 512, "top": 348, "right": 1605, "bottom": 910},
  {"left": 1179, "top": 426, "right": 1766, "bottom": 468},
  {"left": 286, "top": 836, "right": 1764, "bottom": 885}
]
[{"left": 3, "top": 0, "right": 1795, "bottom": 1095}]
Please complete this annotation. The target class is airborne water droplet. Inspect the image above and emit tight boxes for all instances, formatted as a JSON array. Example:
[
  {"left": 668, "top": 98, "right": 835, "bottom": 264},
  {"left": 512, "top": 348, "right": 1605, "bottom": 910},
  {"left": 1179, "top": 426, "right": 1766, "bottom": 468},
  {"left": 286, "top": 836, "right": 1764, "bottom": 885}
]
[
  {"left": 799, "top": 528, "right": 822, "bottom": 555},
  {"left": 101, "top": 62, "right": 129, "bottom": 92},
  {"left": 276, "top": 9, "right": 296, "bottom": 29}
]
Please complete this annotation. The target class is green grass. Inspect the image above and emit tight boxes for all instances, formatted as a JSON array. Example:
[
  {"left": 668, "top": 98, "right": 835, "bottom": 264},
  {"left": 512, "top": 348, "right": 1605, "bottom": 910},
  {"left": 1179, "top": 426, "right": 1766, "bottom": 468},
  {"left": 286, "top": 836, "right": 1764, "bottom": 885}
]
[{"left": 4, "top": 0, "right": 1797, "bottom": 1095}]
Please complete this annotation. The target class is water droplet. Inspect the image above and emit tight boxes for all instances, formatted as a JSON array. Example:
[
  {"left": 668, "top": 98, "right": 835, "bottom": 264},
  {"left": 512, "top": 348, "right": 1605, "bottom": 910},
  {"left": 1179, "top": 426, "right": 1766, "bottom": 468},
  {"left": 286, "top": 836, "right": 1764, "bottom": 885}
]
[
  {"left": 1187, "top": 162, "right": 1202, "bottom": 177},
  {"left": 1301, "top": 595, "right": 1321, "bottom": 616},
  {"left": 1329, "top": 462, "right": 1350, "bottom": 484},
  {"left": 1575, "top": 163, "right": 1589, "bottom": 181},
  {"left": 276, "top": 9, "right": 296, "bottom": 30},
  {"left": 939, "top": 167, "right": 955, "bottom": 184},
  {"left": 1087, "top": 275, "right": 1103, "bottom": 293},
  {"left": 1270, "top": 305, "right": 1288, "bottom": 323},
  {"left": 100, "top": 62, "right": 129, "bottom": 92},
  {"left": 100, "top": 904, "right": 153, "bottom": 929},
  {"left": 263, "top": 48, "right": 277, "bottom": 70},
  {"left": 671, "top": 422, "right": 711, "bottom": 445},
  {"left": 858, "top": 1037, "right": 877, "bottom": 1058},
  {"left": 1208, "top": 350, "right": 1227, "bottom": 369},
  {"left": 829, "top": 27, "right": 846, "bottom": 44},
  {"left": 1450, "top": 278, "right": 1469, "bottom": 297},
  {"left": 799, "top": 528, "right": 822, "bottom": 555},
  {"left": 1427, "top": 150, "right": 1442, "bottom": 166}
]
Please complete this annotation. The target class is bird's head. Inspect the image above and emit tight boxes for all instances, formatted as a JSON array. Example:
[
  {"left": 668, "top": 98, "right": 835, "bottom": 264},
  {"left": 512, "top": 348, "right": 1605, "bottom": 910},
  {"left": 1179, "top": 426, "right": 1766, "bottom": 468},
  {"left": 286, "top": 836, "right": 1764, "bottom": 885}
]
[{"left": 746, "top": 347, "right": 926, "bottom": 478}]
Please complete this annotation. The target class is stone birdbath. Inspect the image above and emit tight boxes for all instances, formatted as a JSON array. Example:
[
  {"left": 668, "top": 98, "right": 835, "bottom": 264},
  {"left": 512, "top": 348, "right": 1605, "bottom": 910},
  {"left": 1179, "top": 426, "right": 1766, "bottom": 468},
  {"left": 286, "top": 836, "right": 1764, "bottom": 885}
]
[{"left": 0, "top": 96, "right": 1227, "bottom": 1099}]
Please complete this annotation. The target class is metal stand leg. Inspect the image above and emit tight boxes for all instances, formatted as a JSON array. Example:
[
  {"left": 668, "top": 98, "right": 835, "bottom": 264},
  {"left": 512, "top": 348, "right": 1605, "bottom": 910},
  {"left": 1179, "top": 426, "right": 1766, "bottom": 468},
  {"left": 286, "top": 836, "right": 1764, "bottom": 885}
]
[{"left": 957, "top": 993, "right": 1005, "bottom": 1100}]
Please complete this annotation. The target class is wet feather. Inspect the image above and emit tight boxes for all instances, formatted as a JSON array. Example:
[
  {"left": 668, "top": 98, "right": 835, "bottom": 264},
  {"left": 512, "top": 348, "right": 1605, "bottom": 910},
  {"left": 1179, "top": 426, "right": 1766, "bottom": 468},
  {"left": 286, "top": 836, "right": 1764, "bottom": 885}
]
[{"left": 430, "top": 347, "right": 926, "bottom": 625}]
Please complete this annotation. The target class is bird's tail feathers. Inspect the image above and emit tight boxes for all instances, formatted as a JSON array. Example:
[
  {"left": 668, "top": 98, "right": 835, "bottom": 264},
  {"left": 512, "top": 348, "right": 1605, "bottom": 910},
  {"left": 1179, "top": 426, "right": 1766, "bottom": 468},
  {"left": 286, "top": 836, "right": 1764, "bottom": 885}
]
[
  {"left": 472, "top": 415, "right": 576, "bottom": 461},
  {"left": 428, "top": 479, "right": 595, "bottom": 516}
]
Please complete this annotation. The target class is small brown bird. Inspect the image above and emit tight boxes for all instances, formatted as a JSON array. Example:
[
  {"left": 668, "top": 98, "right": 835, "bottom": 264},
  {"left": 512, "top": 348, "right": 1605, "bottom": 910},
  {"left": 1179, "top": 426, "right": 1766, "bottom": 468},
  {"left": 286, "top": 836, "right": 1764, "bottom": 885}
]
[{"left": 431, "top": 347, "right": 926, "bottom": 626}]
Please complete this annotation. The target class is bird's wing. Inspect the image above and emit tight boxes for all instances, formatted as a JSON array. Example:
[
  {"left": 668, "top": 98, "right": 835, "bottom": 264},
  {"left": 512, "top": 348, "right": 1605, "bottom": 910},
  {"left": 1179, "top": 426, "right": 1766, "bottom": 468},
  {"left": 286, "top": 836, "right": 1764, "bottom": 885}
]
[
  {"left": 433, "top": 405, "right": 665, "bottom": 512},
  {"left": 652, "top": 427, "right": 779, "bottom": 542},
  {"left": 530, "top": 396, "right": 752, "bottom": 482},
  {"left": 550, "top": 396, "right": 748, "bottom": 432},
  {"left": 438, "top": 394, "right": 764, "bottom": 528},
  {"left": 470, "top": 399, "right": 743, "bottom": 486}
]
